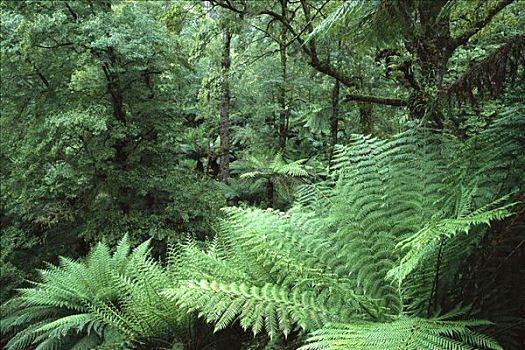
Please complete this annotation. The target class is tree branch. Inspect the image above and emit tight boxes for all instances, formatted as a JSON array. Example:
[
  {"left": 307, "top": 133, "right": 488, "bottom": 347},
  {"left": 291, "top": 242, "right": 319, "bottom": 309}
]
[
  {"left": 26, "top": 58, "right": 49, "bottom": 88},
  {"left": 344, "top": 93, "right": 407, "bottom": 107},
  {"left": 441, "top": 35, "right": 525, "bottom": 104},
  {"left": 451, "top": 0, "right": 514, "bottom": 49},
  {"left": 35, "top": 43, "right": 75, "bottom": 49},
  {"left": 64, "top": 2, "right": 79, "bottom": 21},
  {"left": 210, "top": 0, "right": 398, "bottom": 101}
]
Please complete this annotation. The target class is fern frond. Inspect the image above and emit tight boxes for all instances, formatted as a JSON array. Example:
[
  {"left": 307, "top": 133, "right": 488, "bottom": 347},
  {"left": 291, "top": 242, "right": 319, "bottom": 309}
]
[
  {"left": 163, "top": 280, "right": 337, "bottom": 338},
  {"left": 1, "top": 235, "right": 185, "bottom": 349},
  {"left": 300, "top": 315, "right": 503, "bottom": 350},
  {"left": 388, "top": 196, "right": 517, "bottom": 284},
  {"left": 70, "top": 334, "right": 103, "bottom": 350}
]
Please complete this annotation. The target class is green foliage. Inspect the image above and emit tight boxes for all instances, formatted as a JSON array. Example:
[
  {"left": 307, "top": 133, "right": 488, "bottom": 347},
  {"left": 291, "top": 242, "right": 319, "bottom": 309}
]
[
  {"left": 161, "top": 111, "right": 522, "bottom": 348},
  {"left": 164, "top": 209, "right": 374, "bottom": 340},
  {"left": 390, "top": 194, "right": 516, "bottom": 284},
  {"left": 0, "top": 0, "right": 225, "bottom": 300},
  {"left": 3, "top": 110, "right": 522, "bottom": 348},
  {"left": 0, "top": 227, "right": 39, "bottom": 301},
  {"left": 301, "top": 314, "right": 502, "bottom": 350},
  {"left": 228, "top": 151, "right": 311, "bottom": 207},
  {"left": 2, "top": 1, "right": 524, "bottom": 349},
  {"left": 0, "top": 235, "right": 187, "bottom": 350}
]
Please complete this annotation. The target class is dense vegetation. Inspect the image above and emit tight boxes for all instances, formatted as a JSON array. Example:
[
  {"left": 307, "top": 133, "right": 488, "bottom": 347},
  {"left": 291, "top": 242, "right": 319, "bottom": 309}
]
[{"left": 1, "top": 0, "right": 524, "bottom": 349}]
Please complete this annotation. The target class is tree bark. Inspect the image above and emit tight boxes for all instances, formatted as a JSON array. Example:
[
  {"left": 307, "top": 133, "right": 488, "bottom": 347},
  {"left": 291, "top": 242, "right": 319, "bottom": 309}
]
[
  {"left": 278, "top": 0, "right": 289, "bottom": 150},
  {"left": 102, "top": 47, "right": 126, "bottom": 124},
  {"left": 277, "top": 40, "right": 288, "bottom": 150},
  {"left": 266, "top": 179, "right": 274, "bottom": 208},
  {"left": 344, "top": 93, "right": 406, "bottom": 106},
  {"left": 220, "top": 26, "right": 232, "bottom": 183},
  {"left": 101, "top": 46, "right": 129, "bottom": 171},
  {"left": 329, "top": 79, "right": 340, "bottom": 164},
  {"left": 358, "top": 103, "right": 373, "bottom": 135}
]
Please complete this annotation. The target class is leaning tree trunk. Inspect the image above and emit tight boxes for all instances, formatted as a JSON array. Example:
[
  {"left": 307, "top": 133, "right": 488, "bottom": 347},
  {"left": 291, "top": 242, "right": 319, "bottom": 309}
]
[{"left": 220, "top": 26, "right": 231, "bottom": 183}]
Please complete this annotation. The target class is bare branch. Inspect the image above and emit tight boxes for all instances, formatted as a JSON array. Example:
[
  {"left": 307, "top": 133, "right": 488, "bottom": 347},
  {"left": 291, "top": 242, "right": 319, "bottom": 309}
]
[
  {"left": 344, "top": 93, "right": 407, "bottom": 107},
  {"left": 35, "top": 43, "right": 75, "bottom": 49},
  {"left": 210, "top": 0, "right": 403, "bottom": 105}
]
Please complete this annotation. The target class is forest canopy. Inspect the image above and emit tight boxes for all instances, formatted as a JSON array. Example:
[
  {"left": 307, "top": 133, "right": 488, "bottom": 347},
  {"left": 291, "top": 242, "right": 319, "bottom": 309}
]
[{"left": 0, "top": 0, "right": 524, "bottom": 349}]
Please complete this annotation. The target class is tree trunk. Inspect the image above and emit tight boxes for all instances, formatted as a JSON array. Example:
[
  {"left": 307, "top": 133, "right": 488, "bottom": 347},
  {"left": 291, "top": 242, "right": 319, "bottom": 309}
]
[
  {"left": 415, "top": 0, "right": 452, "bottom": 89},
  {"left": 220, "top": 26, "right": 231, "bottom": 183},
  {"left": 358, "top": 103, "right": 373, "bottom": 135},
  {"left": 278, "top": 1, "right": 288, "bottom": 150},
  {"left": 329, "top": 79, "right": 340, "bottom": 165},
  {"left": 99, "top": 42, "right": 128, "bottom": 170},
  {"left": 266, "top": 179, "right": 274, "bottom": 208}
]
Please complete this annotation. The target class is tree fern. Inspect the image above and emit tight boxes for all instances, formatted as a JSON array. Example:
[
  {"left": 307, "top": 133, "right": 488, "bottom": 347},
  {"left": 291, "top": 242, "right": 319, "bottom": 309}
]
[
  {"left": 163, "top": 111, "right": 522, "bottom": 348},
  {"left": 163, "top": 206, "right": 388, "bottom": 338},
  {"left": 230, "top": 151, "right": 312, "bottom": 206},
  {"left": 4, "top": 110, "right": 521, "bottom": 349},
  {"left": 1, "top": 235, "right": 187, "bottom": 350},
  {"left": 164, "top": 280, "right": 337, "bottom": 339}
]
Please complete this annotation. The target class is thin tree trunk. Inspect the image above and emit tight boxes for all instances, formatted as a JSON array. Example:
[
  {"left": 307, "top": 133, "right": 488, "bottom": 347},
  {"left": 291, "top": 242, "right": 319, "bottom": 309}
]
[
  {"left": 220, "top": 26, "right": 231, "bottom": 183},
  {"left": 278, "top": 42, "right": 288, "bottom": 150},
  {"left": 266, "top": 179, "right": 274, "bottom": 208},
  {"left": 329, "top": 79, "right": 340, "bottom": 165},
  {"left": 99, "top": 3, "right": 130, "bottom": 214},
  {"left": 358, "top": 103, "right": 373, "bottom": 135},
  {"left": 278, "top": 1, "right": 288, "bottom": 150}
]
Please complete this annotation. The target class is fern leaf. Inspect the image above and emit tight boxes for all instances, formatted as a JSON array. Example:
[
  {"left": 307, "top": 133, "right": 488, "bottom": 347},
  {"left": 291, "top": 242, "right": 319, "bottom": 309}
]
[{"left": 300, "top": 315, "right": 503, "bottom": 350}]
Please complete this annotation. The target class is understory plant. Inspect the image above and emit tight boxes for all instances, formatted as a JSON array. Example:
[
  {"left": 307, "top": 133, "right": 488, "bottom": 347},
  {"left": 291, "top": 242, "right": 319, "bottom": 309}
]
[
  {"left": 163, "top": 110, "right": 524, "bottom": 349},
  {"left": 0, "top": 235, "right": 189, "bottom": 350}
]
